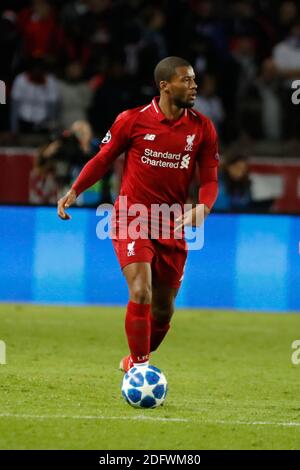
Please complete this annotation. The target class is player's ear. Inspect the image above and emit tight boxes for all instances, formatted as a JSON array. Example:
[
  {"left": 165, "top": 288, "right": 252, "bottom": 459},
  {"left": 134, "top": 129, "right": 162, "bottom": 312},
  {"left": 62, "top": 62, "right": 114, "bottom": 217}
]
[{"left": 160, "top": 80, "right": 169, "bottom": 93}]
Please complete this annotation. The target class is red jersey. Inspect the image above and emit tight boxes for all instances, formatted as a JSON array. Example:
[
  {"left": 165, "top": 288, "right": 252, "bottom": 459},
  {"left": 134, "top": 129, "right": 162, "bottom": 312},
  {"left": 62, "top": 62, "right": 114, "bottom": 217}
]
[{"left": 72, "top": 97, "right": 219, "bottom": 213}]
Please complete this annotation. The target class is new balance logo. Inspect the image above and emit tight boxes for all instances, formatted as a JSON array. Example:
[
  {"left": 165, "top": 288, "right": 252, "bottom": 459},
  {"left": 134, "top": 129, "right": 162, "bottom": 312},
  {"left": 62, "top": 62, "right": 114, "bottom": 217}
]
[
  {"left": 180, "top": 154, "right": 191, "bottom": 169},
  {"left": 144, "top": 134, "right": 156, "bottom": 141},
  {"left": 127, "top": 241, "right": 135, "bottom": 256}
]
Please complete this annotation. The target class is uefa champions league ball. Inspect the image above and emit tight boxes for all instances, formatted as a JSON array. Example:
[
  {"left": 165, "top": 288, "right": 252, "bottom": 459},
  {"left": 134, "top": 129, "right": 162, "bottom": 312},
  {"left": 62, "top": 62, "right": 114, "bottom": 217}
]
[{"left": 121, "top": 365, "right": 168, "bottom": 408}]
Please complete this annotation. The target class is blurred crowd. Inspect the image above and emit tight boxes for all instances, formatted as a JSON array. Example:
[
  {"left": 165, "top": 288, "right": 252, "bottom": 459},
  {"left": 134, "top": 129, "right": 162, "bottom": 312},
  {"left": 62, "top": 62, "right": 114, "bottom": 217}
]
[{"left": 0, "top": 0, "right": 300, "bottom": 207}]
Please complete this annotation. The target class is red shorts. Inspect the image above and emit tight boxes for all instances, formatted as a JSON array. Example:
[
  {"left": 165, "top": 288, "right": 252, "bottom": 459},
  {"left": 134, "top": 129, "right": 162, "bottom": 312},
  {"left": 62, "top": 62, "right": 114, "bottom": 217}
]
[{"left": 112, "top": 236, "right": 187, "bottom": 289}]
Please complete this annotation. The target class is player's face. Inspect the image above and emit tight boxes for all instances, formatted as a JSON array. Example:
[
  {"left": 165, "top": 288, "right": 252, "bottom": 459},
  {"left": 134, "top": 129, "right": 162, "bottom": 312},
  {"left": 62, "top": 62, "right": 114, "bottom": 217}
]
[{"left": 166, "top": 66, "right": 198, "bottom": 108}]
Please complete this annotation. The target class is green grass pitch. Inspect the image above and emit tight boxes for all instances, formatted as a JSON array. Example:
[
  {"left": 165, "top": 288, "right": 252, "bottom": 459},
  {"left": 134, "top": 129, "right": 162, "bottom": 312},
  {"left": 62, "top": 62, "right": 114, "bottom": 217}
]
[{"left": 0, "top": 303, "right": 299, "bottom": 450}]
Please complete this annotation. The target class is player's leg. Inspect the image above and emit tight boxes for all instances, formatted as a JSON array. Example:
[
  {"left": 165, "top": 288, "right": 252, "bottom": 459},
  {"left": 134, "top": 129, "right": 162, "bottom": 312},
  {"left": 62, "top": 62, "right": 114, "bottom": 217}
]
[
  {"left": 149, "top": 239, "right": 187, "bottom": 352},
  {"left": 123, "top": 262, "right": 152, "bottom": 304},
  {"left": 150, "top": 282, "right": 178, "bottom": 352},
  {"left": 122, "top": 262, "right": 152, "bottom": 366},
  {"left": 112, "top": 237, "right": 155, "bottom": 370}
]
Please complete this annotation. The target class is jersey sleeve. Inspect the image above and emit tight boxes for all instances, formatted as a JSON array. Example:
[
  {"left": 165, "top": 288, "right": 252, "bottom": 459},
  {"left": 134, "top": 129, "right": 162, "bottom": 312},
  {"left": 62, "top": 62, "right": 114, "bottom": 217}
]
[
  {"left": 197, "top": 118, "right": 219, "bottom": 209},
  {"left": 197, "top": 118, "right": 220, "bottom": 168},
  {"left": 198, "top": 166, "right": 218, "bottom": 209},
  {"left": 72, "top": 111, "right": 131, "bottom": 196}
]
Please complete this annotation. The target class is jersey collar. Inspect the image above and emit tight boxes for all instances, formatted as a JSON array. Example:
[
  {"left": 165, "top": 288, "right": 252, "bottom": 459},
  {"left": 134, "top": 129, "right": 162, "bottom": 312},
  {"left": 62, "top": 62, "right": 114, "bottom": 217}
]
[{"left": 151, "top": 96, "right": 188, "bottom": 126}]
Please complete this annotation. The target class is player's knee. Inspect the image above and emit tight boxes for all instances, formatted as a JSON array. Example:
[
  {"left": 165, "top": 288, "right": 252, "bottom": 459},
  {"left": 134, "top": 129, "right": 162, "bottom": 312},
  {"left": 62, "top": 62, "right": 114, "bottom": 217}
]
[
  {"left": 152, "top": 305, "right": 174, "bottom": 323},
  {"left": 130, "top": 284, "right": 152, "bottom": 304}
]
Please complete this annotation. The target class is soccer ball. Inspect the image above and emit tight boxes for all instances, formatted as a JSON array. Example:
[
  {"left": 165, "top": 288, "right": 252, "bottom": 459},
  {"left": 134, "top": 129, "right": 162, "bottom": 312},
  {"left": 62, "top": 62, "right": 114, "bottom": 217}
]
[{"left": 121, "top": 365, "right": 168, "bottom": 408}]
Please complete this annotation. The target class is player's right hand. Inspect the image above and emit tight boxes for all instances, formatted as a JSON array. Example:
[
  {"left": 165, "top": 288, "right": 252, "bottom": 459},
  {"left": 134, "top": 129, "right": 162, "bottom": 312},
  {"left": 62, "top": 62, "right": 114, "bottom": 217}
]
[{"left": 57, "top": 189, "right": 77, "bottom": 220}]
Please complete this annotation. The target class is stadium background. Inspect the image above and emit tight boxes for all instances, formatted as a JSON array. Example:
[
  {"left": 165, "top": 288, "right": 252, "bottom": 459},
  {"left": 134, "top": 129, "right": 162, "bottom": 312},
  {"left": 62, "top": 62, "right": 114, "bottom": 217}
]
[
  {"left": 0, "top": 0, "right": 299, "bottom": 311},
  {"left": 1, "top": 206, "right": 300, "bottom": 311}
]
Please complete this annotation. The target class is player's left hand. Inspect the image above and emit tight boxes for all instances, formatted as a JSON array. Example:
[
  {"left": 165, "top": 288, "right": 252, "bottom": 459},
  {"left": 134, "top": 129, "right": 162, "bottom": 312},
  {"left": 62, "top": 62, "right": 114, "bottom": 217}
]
[{"left": 174, "top": 204, "right": 210, "bottom": 233}]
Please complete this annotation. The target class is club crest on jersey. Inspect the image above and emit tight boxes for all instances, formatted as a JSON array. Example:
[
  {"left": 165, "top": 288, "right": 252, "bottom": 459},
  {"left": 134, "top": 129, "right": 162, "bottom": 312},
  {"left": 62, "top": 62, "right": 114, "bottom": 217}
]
[
  {"left": 185, "top": 134, "right": 195, "bottom": 151},
  {"left": 102, "top": 130, "right": 111, "bottom": 144},
  {"left": 127, "top": 241, "right": 135, "bottom": 257}
]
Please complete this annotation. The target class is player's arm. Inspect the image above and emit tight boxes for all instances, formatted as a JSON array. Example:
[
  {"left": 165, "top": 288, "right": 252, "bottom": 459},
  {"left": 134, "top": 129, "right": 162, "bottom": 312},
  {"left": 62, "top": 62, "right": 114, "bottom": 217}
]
[
  {"left": 175, "top": 119, "right": 219, "bottom": 230},
  {"left": 57, "top": 112, "right": 130, "bottom": 220},
  {"left": 196, "top": 118, "right": 219, "bottom": 218},
  {"left": 198, "top": 167, "right": 218, "bottom": 216}
]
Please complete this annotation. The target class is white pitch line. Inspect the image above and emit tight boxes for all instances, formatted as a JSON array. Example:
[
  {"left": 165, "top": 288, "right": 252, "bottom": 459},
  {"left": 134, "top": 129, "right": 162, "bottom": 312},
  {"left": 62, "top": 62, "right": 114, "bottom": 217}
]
[
  {"left": 0, "top": 413, "right": 188, "bottom": 423},
  {"left": 214, "top": 419, "right": 300, "bottom": 428},
  {"left": 0, "top": 413, "right": 300, "bottom": 428}
]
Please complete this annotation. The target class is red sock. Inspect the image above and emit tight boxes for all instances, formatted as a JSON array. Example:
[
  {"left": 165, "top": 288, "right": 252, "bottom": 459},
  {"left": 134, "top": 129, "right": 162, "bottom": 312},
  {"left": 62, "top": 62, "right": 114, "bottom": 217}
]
[
  {"left": 150, "top": 316, "right": 170, "bottom": 352},
  {"left": 125, "top": 301, "right": 151, "bottom": 364}
]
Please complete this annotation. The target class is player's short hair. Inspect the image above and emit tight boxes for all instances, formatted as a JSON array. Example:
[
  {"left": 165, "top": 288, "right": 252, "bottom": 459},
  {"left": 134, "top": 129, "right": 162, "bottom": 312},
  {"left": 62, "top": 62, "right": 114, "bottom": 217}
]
[{"left": 154, "top": 56, "right": 192, "bottom": 89}]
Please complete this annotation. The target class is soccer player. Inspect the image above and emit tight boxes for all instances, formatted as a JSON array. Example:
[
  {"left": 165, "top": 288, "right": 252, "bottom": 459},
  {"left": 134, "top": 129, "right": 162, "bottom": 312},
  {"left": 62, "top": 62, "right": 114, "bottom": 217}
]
[{"left": 57, "top": 56, "right": 219, "bottom": 372}]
